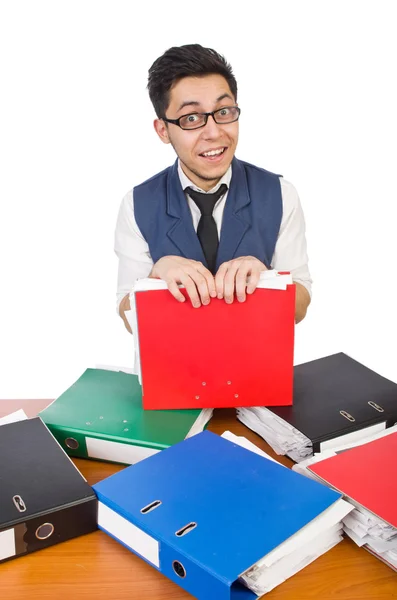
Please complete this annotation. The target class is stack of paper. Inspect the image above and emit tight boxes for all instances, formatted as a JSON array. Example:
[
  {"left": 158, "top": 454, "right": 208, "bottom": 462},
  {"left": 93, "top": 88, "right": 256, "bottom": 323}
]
[
  {"left": 343, "top": 507, "right": 397, "bottom": 571},
  {"left": 130, "top": 270, "right": 296, "bottom": 409},
  {"left": 220, "top": 432, "right": 352, "bottom": 595},
  {"left": 293, "top": 428, "right": 397, "bottom": 572},
  {"left": 236, "top": 405, "right": 313, "bottom": 462},
  {"left": 93, "top": 430, "right": 353, "bottom": 598},
  {"left": 237, "top": 352, "right": 397, "bottom": 462}
]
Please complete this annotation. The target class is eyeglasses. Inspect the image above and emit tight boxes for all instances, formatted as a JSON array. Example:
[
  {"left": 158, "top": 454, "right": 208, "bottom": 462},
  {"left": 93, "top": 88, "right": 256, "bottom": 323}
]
[{"left": 162, "top": 106, "right": 241, "bottom": 130}]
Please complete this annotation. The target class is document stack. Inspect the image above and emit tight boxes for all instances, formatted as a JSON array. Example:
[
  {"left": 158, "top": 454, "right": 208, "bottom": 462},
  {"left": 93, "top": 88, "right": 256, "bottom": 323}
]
[
  {"left": 236, "top": 405, "right": 312, "bottom": 462},
  {"left": 93, "top": 430, "right": 353, "bottom": 598},
  {"left": 293, "top": 428, "right": 397, "bottom": 572},
  {"left": 130, "top": 270, "right": 295, "bottom": 409},
  {"left": 237, "top": 352, "right": 397, "bottom": 462}
]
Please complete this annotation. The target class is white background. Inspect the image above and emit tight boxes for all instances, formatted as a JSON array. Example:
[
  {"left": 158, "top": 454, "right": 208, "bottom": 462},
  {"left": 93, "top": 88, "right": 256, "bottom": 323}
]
[{"left": 0, "top": 1, "right": 396, "bottom": 399}]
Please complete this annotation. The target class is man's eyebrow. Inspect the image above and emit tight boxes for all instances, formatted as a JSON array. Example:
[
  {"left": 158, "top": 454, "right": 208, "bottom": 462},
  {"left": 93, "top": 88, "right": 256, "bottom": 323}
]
[
  {"left": 176, "top": 93, "right": 235, "bottom": 113},
  {"left": 177, "top": 100, "right": 201, "bottom": 113},
  {"left": 215, "top": 93, "right": 234, "bottom": 104}
]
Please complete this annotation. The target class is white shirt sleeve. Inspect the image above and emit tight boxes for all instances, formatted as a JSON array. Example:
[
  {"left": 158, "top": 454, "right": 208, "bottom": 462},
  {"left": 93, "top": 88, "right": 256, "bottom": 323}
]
[
  {"left": 114, "top": 190, "right": 153, "bottom": 314},
  {"left": 272, "top": 179, "right": 312, "bottom": 297}
]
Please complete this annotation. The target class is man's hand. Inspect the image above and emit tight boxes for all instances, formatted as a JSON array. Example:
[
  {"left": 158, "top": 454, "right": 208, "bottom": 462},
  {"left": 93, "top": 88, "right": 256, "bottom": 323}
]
[
  {"left": 150, "top": 256, "right": 216, "bottom": 308},
  {"left": 295, "top": 282, "right": 311, "bottom": 324},
  {"left": 215, "top": 256, "right": 267, "bottom": 303},
  {"left": 119, "top": 293, "right": 132, "bottom": 334}
]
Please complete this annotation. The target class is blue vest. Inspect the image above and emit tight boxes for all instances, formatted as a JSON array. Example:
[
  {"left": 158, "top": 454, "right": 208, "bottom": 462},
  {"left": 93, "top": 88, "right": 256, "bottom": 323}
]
[{"left": 134, "top": 157, "right": 283, "bottom": 271}]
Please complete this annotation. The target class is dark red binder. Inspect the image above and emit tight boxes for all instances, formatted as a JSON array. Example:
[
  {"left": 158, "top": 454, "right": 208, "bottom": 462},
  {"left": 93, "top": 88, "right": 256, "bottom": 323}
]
[
  {"left": 135, "top": 284, "right": 295, "bottom": 410},
  {"left": 309, "top": 432, "right": 397, "bottom": 528}
]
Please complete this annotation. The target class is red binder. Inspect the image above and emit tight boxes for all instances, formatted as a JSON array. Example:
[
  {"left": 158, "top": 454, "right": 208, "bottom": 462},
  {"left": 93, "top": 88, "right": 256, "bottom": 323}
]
[
  {"left": 309, "top": 433, "right": 397, "bottom": 528},
  {"left": 134, "top": 282, "right": 295, "bottom": 410}
]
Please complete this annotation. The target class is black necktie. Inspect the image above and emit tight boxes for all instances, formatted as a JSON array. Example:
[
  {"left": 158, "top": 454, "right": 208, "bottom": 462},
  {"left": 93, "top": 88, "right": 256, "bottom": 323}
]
[{"left": 186, "top": 183, "right": 228, "bottom": 274}]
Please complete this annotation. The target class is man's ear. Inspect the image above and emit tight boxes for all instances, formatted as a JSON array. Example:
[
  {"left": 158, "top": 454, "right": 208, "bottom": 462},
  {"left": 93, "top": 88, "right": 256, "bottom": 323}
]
[{"left": 153, "top": 119, "right": 171, "bottom": 144}]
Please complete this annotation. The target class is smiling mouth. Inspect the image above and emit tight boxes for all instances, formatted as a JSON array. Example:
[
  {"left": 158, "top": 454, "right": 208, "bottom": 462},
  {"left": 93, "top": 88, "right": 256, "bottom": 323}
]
[{"left": 199, "top": 147, "right": 227, "bottom": 158}]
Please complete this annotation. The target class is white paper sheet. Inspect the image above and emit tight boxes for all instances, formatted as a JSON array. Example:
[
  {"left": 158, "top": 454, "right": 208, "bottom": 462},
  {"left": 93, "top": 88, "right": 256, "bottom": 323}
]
[{"left": 0, "top": 409, "right": 28, "bottom": 426}]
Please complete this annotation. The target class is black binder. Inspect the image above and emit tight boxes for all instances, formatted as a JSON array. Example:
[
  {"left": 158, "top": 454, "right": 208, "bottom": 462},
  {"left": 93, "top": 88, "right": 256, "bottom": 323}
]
[
  {"left": 0, "top": 417, "right": 97, "bottom": 563},
  {"left": 269, "top": 353, "right": 397, "bottom": 452}
]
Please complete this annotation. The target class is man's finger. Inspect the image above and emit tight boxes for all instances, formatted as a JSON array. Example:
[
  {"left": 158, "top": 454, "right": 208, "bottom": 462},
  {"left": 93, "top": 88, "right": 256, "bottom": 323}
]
[
  {"left": 195, "top": 263, "right": 217, "bottom": 299},
  {"left": 185, "top": 267, "right": 211, "bottom": 306},
  {"left": 246, "top": 268, "right": 261, "bottom": 295},
  {"left": 166, "top": 279, "right": 186, "bottom": 302},
  {"left": 179, "top": 272, "right": 201, "bottom": 308},
  {"left": 223, "top": 262, "right": 239, "bottom": 303},
  {"left": 235, "top": 264, "right": 250, "bottom": 302},
  {"left": 215, "top": 262, "right": 229, "bottom": 298}
]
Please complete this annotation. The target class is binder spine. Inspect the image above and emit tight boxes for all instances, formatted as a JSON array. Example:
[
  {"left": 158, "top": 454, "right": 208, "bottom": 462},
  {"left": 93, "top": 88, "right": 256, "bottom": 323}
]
[
  {"left": 44, "top": 424, "right": 88, "bottom": 459},
  {"left": 0, "top": 497, "right": 97, "bottom": 563},
  {"left": 159, "top": 543, "right": 235, "bottom": 600},
  {"left": 313, "top": 440, "right": 321, "bottom": 453},
  {"left": 157, "top": 543, "right": 257, "bottom": 599},
  {"left": 313, "top": 415, "right": 396, "bottom": 453},
  {"left": 0, "top": 523, "right": 27, "bottom": 562}
]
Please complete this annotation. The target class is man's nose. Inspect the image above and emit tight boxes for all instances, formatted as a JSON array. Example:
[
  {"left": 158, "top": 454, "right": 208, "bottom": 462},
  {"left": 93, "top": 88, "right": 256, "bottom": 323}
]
[{"left": 201, "top": 114, "right": 223, "bottom": 137}]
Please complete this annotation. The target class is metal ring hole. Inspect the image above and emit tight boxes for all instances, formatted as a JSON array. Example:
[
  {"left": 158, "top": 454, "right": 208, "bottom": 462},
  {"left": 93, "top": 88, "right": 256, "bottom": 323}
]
[
  {"left": 13, "top": 495, "right": 26, "bottom": 513},
  {"left": 35, "top": 523, "right": 54, "bottom": 540},
  {"left": 339, "top": 410, "right": 355, "bottom": 422},
  {"left": 175, "top": 522, "right": 197, "bottom": 537},
  {"left": 140, "top": 500, "right": 162, "bottom": 514},
  {"left": 368, "top": 401, "right": 384, "bottom": 413},
  {"left": 172, "top": 560, "right": 186, "bottom": 578},
  {"left": 65, "top": 437, "right": 79, "bottom": 450}
]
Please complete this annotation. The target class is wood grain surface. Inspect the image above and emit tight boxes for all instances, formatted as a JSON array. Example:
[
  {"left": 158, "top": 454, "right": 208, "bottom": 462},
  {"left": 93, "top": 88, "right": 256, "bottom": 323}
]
[{"left": 0, "top": 399, "right": 396, "bottom": 599}]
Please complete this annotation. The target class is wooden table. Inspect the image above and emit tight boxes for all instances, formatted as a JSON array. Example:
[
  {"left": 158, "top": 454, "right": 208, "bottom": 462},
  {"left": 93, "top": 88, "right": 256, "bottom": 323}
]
[{"left": 0, "top": 399, "right": 396, "bottom": 599}]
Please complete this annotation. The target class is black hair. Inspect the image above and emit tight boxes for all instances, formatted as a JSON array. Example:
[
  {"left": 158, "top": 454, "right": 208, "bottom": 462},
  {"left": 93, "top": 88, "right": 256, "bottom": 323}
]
[{"left": 147, "top": 44, "right": 237, "bottom": 118}]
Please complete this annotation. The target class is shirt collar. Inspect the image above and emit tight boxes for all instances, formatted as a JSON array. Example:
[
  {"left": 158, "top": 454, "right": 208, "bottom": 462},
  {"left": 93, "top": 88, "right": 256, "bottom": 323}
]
[{"left": 178, "top": 159, "right": 232, "bottom": 194}]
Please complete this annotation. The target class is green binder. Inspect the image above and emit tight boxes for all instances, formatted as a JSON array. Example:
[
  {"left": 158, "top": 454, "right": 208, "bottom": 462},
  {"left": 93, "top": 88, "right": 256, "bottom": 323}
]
[{"left": 39, "top": 369, "right": 213, "bottom": 465}]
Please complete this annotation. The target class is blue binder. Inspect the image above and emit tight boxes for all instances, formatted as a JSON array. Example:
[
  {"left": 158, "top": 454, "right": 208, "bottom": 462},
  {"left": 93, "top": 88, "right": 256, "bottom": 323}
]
[{"left": 93, "top": 431, "right": 341, "bottom": 599}]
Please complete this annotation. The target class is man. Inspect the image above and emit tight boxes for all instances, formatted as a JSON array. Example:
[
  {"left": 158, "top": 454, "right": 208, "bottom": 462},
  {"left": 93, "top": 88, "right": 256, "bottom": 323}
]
[{"left": 115, "top": 44, "right": 311, "bottom": 333}]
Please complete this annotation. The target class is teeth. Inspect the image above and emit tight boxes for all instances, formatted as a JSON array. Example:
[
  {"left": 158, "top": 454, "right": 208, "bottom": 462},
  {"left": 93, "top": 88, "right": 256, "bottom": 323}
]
[{"left": 202, "top": 148, "right": 225, "bottom": 157}]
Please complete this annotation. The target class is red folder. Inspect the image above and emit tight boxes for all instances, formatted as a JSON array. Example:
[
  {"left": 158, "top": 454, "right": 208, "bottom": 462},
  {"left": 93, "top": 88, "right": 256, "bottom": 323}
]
[
  {"left": 309, "top": 433, "right": 397, "bottom": 528},
  {"left": 135, "top": 284, "right": 295, "bottom": 410}
]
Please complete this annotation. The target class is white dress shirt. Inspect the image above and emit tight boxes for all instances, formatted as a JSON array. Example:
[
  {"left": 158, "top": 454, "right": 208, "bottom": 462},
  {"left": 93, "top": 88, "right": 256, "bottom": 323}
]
[{"left": 114, "top": 161, "right": 312, "bottom": 313}]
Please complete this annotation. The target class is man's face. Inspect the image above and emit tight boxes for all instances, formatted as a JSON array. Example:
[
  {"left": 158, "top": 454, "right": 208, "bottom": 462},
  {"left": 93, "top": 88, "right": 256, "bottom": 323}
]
[{"left": 154, "top": 74, "right": 239, "bottom": 191}]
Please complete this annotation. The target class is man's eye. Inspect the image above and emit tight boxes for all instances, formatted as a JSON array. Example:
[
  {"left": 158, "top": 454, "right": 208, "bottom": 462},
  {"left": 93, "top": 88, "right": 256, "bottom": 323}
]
[
  {"left": 187, "top": 114, "right": 199, "bottom": 122},
  {"left": 219, "top": 108, "right": 230, "bottom": 116}
]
